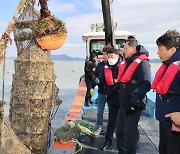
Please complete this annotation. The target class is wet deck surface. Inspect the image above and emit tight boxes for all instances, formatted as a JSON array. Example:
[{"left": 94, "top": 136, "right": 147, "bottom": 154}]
[{"left": 80, "top": 108, "right": 159, "bottom": 154}]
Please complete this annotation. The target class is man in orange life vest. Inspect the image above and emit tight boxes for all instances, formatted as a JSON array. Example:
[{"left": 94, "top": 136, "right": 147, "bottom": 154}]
[
  {"left": 93, "top": 46, "right": 110, "bottom": 136},
  {"left": 116, "top": 36, "right": 151, "bottom": 154},
  {"left": 98, "top": 47, "right": 123, "bottom": 150},
  {"left": 151, "top": 30, "right": 180, "bottom": 154}
]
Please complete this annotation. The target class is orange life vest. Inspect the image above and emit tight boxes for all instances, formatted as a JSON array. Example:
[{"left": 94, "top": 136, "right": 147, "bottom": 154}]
[
  {"left": 104, "top": 65, "right": 115, "bottom": 85},
  {"left": 117, "top": 54, "right": 149, "bottom": 83},
  {"left": 151, "top": 61, "right": 180, "bottom": 94}
]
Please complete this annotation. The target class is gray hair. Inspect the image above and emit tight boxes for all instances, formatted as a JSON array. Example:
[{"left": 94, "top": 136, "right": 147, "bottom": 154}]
[{"left": 126, "top": 36, "right": 138, "bottom": 47}]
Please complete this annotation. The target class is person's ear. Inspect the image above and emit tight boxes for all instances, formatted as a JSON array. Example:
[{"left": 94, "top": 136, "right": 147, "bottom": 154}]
[
  {"left": 169, "top": 47, "right": 176, "bottom": 54},
  {"left": 136, "top": 45, "right": 141, "bottom": 51}
]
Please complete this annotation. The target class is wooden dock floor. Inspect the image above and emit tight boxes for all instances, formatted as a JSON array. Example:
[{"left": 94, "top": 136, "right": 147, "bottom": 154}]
[{"left": 79, "top": 108, "right": 159, "bottom": 154}]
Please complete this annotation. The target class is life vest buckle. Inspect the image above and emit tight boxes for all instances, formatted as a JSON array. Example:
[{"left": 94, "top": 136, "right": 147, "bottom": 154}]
[{"left": 114, "top": 79, "right": 118, "bottom": 83}]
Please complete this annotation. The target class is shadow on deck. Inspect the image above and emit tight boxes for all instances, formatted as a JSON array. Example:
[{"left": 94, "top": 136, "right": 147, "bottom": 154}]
[{"left": 80, "top": 108, "right": 159, "bottom": 154}]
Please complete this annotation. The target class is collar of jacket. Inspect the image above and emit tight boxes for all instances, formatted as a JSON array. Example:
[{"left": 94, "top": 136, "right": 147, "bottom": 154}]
[
  {"left": 125, "top": 53, "right": 138, "bottom": 63},
  {"left": 163, "top": 49, "right": 180, "bottom": 66}
]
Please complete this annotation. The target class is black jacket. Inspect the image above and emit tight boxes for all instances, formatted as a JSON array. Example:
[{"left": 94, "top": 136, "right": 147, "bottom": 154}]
[
  {"left": 84, "top": 60, "right": 96, "bottom": 82},
  {"left": 118, "top": 45, "right": 151, "bottom": 110}
]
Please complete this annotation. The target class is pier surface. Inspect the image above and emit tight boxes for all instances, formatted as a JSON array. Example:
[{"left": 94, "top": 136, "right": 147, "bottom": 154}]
[{"left": 80, "top": 108, "right": 159, "bottom": 154}]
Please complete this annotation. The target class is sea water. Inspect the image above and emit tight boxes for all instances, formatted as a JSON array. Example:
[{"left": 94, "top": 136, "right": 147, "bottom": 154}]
[
  {"left": 0, "top": 59, "right": 85, "bottom": 130},
  {"left": 0, "top": 59, "right": 161, "bottom": 130}
]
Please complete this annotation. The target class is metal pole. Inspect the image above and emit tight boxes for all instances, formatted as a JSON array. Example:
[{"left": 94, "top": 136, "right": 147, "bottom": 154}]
[{"left": 101, "top": 0, "right": 115, "bottom": 47}]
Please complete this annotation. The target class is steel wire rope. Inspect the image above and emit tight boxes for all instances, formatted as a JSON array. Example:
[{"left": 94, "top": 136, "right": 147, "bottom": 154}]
[{"left": 47, "top": 104, "right": 60, "bottom": 147}]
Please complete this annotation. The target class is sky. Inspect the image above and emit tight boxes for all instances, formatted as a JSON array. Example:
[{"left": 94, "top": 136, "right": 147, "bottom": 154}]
[{"left": 0, "top": 0, "right": 180, "bottom": 59}]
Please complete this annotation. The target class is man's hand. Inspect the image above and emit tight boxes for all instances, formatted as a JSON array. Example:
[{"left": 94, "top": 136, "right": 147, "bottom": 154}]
[
  {"left": 130, "top": 99, "right": 141, "bottom": 109},
  {"left": 128, "top": 100, "right": 142, "bottom": 115},
  {"left": 165, "top": 112, "right": 180, "bottom": 126}
]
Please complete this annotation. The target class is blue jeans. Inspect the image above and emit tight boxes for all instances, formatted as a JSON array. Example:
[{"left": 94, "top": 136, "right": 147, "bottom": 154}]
[{"left": 97, "top": 93, "right": 107, "bottom": 127}]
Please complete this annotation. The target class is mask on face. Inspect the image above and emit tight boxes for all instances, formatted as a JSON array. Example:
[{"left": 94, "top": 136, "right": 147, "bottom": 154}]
[{"left": 108, "top": 58, "right": 118, "bottom": 65}]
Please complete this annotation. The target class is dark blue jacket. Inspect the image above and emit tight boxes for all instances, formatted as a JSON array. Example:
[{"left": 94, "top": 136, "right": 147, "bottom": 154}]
[
  {"left": 155, "top": 49, "right": 180, "bottom": 126},
  {"left": 95, "top": 61, "right": 107, "bottom": 94},
  {"left": 118, "top": 45, "right": 151, "bottom": 110},
  {"left": 98, "top": 56, "right": 123, "bottom": 106}
]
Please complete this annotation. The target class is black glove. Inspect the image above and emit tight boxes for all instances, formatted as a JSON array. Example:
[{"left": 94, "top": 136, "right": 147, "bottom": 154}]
[
  {"left": 127, "top": 106, "right": 136, "bottom": 115},
  {"left": 128, "top": 99, "right": 141, "bottom": 115},
  {"left": 130, "top": 95, "right": 142, "bottom": 108},
  {"left": 131, "top": 100, "right": 141, "bottom": 108}
]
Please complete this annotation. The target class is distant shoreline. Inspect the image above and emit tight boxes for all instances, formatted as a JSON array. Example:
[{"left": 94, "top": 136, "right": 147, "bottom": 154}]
[
  {"left": 149, "top": 59, "right": 161, "bottom": 63},
  {"left": 7, "top": 54, "right": 85, "bottom": 61},
  {"left": 8, "top": 55, "right": 160, "bottom": 63}
]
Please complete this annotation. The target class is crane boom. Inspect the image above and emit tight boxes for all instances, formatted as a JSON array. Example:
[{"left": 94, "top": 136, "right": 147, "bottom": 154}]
[{"left": 101, "top": 0, "right": 115, "bottom": 47}]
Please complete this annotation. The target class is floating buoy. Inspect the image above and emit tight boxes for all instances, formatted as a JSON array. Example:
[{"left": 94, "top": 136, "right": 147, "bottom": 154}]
[{"left": 7, "top": 70, "right": 14, "bottom": 75}]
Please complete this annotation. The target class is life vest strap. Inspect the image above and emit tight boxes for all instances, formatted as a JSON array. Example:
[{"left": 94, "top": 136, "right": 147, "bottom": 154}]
[{"left": 118, "top": 54, "right": 149, "bottom": 83}]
